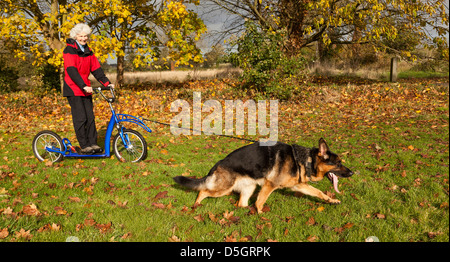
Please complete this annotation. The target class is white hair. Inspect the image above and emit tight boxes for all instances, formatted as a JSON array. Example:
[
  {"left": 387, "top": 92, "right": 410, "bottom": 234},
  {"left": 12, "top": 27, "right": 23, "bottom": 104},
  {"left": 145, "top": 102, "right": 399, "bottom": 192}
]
[{"left": 69, "top": 23, "right": 92, "bottom": 39}]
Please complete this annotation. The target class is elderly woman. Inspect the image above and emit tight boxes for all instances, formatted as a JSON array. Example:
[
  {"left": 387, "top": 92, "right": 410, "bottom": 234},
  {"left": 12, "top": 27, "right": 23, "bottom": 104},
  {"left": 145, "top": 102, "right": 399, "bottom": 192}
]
[{"left": 63, "top": 23, "right": 113, "bottom": 154}]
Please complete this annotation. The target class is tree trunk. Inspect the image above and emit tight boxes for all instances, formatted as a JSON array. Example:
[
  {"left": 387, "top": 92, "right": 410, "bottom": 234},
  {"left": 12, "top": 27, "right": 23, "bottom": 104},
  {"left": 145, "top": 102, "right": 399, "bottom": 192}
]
[
  {"left": 351, "top": 25, "right": 362, "bottom": 68},
  {"left": 390, "top": 57, "right": 398, "bottom": 82},
  {"left": 59, "top": 66, "right": 64, "bottom": 92},
  {"left": 116, "top": 54, "right": 125, "bottom": 88},
  {"left": 115, "top": 24, "right": 128, "bottom": 89}
]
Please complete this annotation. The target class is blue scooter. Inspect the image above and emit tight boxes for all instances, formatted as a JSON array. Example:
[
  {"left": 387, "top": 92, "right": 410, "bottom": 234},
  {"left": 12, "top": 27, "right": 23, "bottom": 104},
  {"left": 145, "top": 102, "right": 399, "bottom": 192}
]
[{"left": 32, "top": 86, "right": 152, "bottom": 163}]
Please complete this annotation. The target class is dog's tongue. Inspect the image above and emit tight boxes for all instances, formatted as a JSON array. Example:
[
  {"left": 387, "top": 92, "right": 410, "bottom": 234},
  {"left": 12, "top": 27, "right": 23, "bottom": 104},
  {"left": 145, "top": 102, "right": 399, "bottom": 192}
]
[{"left": 328, "top": 173, "right": 341, "bottom": 194}]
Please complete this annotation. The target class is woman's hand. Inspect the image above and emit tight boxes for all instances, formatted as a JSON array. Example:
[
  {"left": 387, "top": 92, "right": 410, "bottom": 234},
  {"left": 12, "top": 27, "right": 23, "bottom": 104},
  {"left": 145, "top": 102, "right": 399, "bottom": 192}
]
[{"left": 83, "top": 86, "right": 93, "bottom": 93}]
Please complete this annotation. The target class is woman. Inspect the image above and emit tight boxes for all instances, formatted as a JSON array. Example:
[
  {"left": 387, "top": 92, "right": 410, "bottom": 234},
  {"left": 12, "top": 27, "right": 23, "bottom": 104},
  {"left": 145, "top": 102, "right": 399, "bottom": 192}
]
[{"left": 63, "top": 23, "right": 113, "bottom": 154}]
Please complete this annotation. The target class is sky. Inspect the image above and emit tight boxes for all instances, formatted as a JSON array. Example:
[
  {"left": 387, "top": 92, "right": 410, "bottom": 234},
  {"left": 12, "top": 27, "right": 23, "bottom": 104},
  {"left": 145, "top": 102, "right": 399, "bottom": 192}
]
[
  {"left": 105, "top": 1, "right": 234, "bottom": 64},
  {"left": 106, "top": 0, "right": 449, "bottom": 64}
]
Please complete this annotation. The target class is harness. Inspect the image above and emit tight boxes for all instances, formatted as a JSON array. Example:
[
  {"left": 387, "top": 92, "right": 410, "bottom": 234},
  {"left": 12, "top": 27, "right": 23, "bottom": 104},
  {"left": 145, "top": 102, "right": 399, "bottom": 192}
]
[{"left": 291, "top": 145, "right": 315, "bottom": 182}]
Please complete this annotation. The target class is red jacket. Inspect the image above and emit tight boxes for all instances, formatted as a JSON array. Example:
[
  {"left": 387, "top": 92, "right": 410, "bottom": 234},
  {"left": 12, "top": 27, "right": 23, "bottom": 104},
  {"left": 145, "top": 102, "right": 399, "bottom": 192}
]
[{"left": 63, "top": 38, "right": 110, "bottom": 97}]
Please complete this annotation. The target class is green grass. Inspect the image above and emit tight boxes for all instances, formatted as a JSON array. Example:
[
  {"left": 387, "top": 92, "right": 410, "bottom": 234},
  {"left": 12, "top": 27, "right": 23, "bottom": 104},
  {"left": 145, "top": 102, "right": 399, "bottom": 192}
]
[
  {"left": 398, "top": 70, "right": 449, "bottom": 79},
  {"left": 0, "top": 77, "right": 448, "bottom": 242}
]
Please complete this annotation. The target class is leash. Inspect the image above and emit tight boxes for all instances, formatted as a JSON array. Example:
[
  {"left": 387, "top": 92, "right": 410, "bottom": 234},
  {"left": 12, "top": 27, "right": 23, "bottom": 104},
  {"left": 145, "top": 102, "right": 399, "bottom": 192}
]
[
  {"left": 144, "top": 118, "right": 319, "bottom": 181},
  {"left": 142, "top": 118, "right": 258, "bottom": 143}
]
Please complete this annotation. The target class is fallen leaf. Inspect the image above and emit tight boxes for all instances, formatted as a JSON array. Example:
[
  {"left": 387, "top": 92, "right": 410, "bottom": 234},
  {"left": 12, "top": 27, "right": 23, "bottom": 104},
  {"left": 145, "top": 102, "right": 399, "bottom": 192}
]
[
  {"left": 193, "top": 214, "right": 204, "bottom": 222},
  {"left": 22, "top": 204, "right": 40, "bottom": 216},
  {"left": 350, "top": 193, "right": 359, "bottom": 200},
  {"left": 239, "top": 236, "right": 250, "bottom": 242},
  {"left": 343, "top": 222, "right": 354, "bottom": 229},
  {"left": 84, "top": 218, "right": 96, "bottom": 226},
  {"left": 285, "top": 216, "right": 294, "bottom": 223},
  {"left": 117, "top": 201, "right": 128, "bottom": 208},
  {"left": 0, "top": 188, "right": 8, "bottom": 197},
  {"left": 91, "top": 177, "right": 99, "bottom": 184},
  {"left": 168, "top": 235, "right": 181, "bottom": 242},
  {"left": 51, "top": 223, "right": 61, "bottom": 231},
  {"left": 2, "top": 207, "right": 13, "bottom": 216},
  {"left": 15, "top": 228, "right": 33, "bottom": 240},
  {"left": 152, "top": 202, "right": 165, "bottom": 209},
  {"left": 76, "top": 224, "right": 84, "bottom": 231},
  {"left": 306, "top": 216, "right": 316, "bottom": 226},
  {"left": 83, "top": 186, "right": 93, "bottom": 195},
  {"left": 247, "top": 206, "right": 257, "bottom": 215},
  {"left": 0, "top": 228, "right": 9, "bottom": 239},
  {"left": 224, "top": 234, "right": 237, "bottom": 242},
  {"left": 261, "top": 205, "right": 270, "bottom": 213},
  {"left": 96, "top": 221, "right": 113, "bottom": 234},
  {"left": 325, "top": 191, "right": 336, "bottom": 198},
  {"left": 154, "top": 191, "right": 168, "bottom": 201},
  {"left": 68, "top": 196, "right": 81, "bottom": 202},
  {"left": 375, "top": 213, "right": 386, "bottom": 219},
  {"left": 223, "top": 210, "right": 241, "bottom": 223},
  {"left": 54, "top": 206, "right": 67, "bottom": 215},
  {"left": 208, "top": 212, "right": 218, "bottom": 222},
  {"left": 307, "top": 235, "right": 318, "bottom": 242},
  {"left": 427, "top": 232, "right": 441, "bottom": 239},
  {"left": 121, "top": 232, "right": 132, "bottom": 239}
]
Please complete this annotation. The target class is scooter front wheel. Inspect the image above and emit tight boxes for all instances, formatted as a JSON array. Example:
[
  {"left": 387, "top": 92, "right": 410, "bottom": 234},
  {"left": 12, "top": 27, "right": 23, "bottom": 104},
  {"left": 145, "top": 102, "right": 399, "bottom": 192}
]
[
  {"left": 113, "top": 129, "right": 147, "bottom": 162},
  {"left": 32, "top": 130, "right": 64, "bottom": 162}
]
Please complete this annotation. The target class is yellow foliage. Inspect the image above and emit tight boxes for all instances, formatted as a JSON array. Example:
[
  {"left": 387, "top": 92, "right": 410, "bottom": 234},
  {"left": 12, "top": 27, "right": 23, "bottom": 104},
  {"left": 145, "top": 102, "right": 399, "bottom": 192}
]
[{"left": 0, "top": 0, "right": 206, "bottom": 71}]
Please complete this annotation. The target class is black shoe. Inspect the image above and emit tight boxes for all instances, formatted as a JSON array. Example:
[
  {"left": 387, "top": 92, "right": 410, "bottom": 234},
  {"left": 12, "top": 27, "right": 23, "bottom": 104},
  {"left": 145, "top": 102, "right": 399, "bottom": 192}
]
[
  {"left": 80, "top": 146, "right": 95, "bottom": 154},
  {"left": 91, "top": 144, "right": 102, "bottom": 153}
]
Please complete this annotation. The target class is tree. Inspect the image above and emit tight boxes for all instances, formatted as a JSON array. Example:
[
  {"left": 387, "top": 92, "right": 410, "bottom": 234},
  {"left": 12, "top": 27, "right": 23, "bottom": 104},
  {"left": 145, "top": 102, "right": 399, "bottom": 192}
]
[
  {"left": 0, "top": 0, "right": 206, "bottom": 89},
  {"left": 230, "top": 21, "right": 308, "bottom": 99},
  {"left": 206, "top": 0, "right": 449, "bottom": 60},
  {"left": 0, "top": 0, "right": 67, "bottom": 70},
  {"left": 85, "top": 0, "right": 206, "bottom": 87},
  {"left": 203, "top": 44, "right": 226, "bottom": 67}
]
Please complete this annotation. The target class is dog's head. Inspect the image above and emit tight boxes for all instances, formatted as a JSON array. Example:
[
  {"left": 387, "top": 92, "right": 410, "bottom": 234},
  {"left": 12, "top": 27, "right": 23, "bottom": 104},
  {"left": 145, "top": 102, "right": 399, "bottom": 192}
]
[{"left": 311, "top": 138, "right": 353, "bottom": 193}]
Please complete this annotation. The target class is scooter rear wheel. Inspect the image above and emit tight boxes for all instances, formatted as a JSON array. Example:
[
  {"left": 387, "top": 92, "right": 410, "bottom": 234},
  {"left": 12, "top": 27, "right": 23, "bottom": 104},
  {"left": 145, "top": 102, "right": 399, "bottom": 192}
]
[
  {"left": 32, "top": 130, "right": 64, "bottom": 162},
  {"left": 113, "top": 129, "right": 147, "bottom": 162}
]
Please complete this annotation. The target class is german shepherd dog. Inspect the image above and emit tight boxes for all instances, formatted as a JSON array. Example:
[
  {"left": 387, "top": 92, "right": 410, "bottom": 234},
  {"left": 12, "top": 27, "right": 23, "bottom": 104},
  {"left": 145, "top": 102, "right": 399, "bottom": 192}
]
[{"left": 174, "top": 138, "right": 353, "bottom": 213}]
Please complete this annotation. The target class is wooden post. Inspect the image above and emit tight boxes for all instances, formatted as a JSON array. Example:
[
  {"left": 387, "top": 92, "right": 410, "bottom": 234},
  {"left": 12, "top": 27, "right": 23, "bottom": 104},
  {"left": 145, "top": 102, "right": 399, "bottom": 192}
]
[{"left": 390, "top": 57, "right": 398, "bottom": 82}]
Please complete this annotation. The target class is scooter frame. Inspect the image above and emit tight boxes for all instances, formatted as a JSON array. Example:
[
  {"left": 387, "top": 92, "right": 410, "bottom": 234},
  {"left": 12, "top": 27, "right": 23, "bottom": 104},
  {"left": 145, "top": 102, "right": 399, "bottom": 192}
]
[{"left": 44, "top": 86, "right": 152, "bottom": 159}]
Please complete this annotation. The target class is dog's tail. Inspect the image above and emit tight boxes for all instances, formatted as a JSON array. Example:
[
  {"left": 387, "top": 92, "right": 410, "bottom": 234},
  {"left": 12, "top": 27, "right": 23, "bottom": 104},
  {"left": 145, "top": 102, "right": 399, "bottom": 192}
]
[
  {"left": 173, "top": 176, "right": 207, "bottom": 190},
  {"left": 174, "top": 161, "right": 222, "bottom": 190}
]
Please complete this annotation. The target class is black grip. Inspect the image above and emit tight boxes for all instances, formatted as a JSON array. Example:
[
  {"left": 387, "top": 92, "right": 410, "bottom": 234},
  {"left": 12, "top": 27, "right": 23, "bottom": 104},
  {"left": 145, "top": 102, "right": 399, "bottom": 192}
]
[{"left": 94, "top": 86, "right": 110, "bottom": 93}]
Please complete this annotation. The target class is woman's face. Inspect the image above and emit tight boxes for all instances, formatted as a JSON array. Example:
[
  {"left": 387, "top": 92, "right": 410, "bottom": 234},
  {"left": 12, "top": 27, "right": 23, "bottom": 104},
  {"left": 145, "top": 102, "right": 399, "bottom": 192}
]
[{"left": 76, "top": 32, "right": 89, "bottom": 45}]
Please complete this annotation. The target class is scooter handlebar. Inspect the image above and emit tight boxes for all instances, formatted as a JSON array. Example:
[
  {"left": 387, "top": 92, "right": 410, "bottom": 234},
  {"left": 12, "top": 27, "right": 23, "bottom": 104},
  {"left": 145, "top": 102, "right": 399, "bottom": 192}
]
[
  {"left": 94, "top": 85, "right": 116, "bottom": 103},
  {"left": 96, "top": 85, "right": 112, "bottom": 91}
]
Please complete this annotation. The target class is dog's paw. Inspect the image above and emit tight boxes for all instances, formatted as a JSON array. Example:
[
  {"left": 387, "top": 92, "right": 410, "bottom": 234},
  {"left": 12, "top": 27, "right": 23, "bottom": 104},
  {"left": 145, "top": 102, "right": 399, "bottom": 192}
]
[{"left": 328, "top": 198, "right": 341, "bottom": 205}]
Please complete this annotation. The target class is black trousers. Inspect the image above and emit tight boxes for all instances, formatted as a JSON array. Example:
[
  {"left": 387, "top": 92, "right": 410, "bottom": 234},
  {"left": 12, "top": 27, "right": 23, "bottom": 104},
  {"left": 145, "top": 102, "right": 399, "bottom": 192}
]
[{"left": 67, "top": 96, "right": 97, "bottom": 149}]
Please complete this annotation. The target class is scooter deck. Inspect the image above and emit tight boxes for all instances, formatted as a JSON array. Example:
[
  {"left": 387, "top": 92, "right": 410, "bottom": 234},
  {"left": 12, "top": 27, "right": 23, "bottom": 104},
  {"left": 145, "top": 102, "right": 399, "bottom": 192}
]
[
  {"left": 46, "top": 146, "right": 110, "bottom": 158},
  {"left": 64, "top": 152, "right": 110, "bottom": 158}
]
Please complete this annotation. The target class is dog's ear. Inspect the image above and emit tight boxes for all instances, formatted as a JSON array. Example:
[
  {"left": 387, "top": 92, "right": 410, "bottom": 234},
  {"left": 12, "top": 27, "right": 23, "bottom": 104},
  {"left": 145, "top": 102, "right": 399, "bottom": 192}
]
[{"left": 318, "top": 138, "right": 329, "bottom": 159}]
